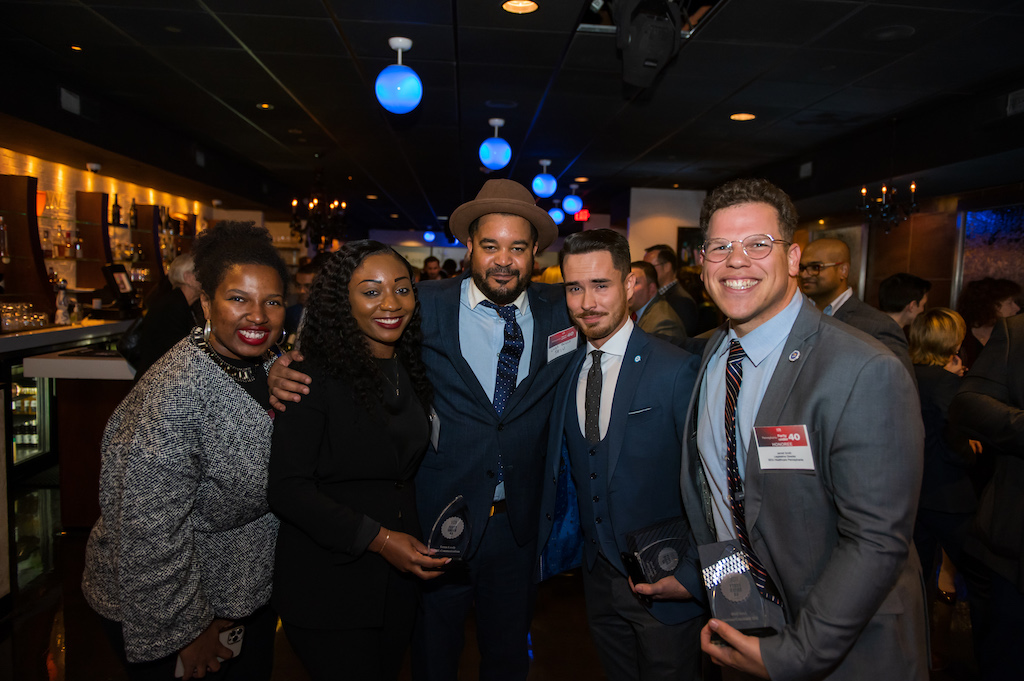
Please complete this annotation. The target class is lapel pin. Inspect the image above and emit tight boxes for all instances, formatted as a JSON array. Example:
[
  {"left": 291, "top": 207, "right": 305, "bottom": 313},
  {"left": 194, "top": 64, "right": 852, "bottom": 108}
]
[
  {"left": 634, "top": 355, "right": 641, "bottom": 363},
  {"left": 788, "top": 350, "right": 800, "bottom": 362}
]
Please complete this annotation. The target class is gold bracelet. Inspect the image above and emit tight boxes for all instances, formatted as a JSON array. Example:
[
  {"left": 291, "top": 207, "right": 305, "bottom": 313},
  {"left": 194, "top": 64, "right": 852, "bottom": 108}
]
[{"left": 377, "top": 530, "right": 391, "bottom": 553}]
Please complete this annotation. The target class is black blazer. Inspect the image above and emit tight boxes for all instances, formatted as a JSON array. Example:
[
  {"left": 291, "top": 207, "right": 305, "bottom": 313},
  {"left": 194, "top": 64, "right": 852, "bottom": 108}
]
[
  {"left": 268, "top": 362, "right": 429, "bottom": 628},
  {"left": 914, "top": 364, "right": 976, "bottom": 513}
]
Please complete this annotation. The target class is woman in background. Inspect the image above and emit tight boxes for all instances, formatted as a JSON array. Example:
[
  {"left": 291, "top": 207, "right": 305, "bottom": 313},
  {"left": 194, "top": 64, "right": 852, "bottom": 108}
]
[
  {"left": 269, "top": 240, "right": 448, "bottom": 680},
  {"left": 956, "top": 277, "right": 1021, "bottom": 369},
  {"left": 83, "top": 221, "right": 287, "bottom": 680}
]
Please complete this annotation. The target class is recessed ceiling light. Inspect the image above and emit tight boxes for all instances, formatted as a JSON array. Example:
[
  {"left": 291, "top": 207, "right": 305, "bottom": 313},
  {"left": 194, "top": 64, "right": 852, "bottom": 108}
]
[
  {"left": 673, "top": 183, "right": 679, "bottom": 188},
  {"left": 165, "top": 26, "right": 182, "bottom": 33},
  {"left": 574, "top": 177, "right": 589, "bottom": 183},
  {"left": 390, "top": 213, "right": 399, "bottom": 219},
  {"left": 503, "top": 1, "right": 538, "bottom": 14},
  {"left": 730, "top": 112, "right": 756, "bottom": 121},
  {"left": 366, "top": 194, "right": 378, "bottom": 200},
  {"left": 437, "top": 216, "right": 448, "bottom": 221},
  {"left": 287, "top": 128, "right": 302, "bottom": 134},
  {"left": 70, "top": 45, "right": 82, "bottom": 51},
  {"left": 485, "top": 99, "right": 519, "bottom": 109},
  {"left": 256, "top": 103, "right": 274, "bottom": 110},
  {"left": 818, "top": 219, "right": 825, "bottom": 225}
]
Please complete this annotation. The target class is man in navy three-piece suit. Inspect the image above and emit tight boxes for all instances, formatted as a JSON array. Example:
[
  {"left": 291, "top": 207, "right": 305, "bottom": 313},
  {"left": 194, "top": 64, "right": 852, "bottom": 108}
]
[{"left": 538, "top": 229, "right": 705, "bottom": 680}]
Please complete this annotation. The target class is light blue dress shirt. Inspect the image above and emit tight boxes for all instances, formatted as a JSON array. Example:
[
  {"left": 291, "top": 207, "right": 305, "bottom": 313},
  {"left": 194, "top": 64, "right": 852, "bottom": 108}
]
[
  {"left": 458, "top": 277, "right": 535, "bottom": 501},
  {"left": 696, "top": 289, "right": 804, "bottom": 541}
]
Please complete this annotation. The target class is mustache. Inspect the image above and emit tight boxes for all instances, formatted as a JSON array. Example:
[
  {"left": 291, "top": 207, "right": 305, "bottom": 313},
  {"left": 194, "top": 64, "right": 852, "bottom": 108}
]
[
  {"left": 575, "top": 310, "right": 607, "bottom": 320},
  {"left": 487, "top": 266, "right": 520, "bottom": 278}
]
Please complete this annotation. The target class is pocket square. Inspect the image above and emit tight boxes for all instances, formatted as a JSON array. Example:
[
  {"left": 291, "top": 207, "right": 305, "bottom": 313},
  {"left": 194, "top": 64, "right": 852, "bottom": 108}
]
[{"left": 628, "top": 407, "right": 653, "bottom": 415}]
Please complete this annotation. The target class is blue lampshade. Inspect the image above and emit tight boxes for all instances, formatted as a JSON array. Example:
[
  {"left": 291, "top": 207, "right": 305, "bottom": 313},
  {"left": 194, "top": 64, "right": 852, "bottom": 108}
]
[
  {"left": 479, "top": 137, "right": 512, "bottom": 170},
  {"left": 532, "top": 173, "right": 557, "bottom": 198},
  {"left": 424, "top": 231, "right": 436, "bottom": 243},
  {"left": 562, "top": 194, "right": 583, "bottom": 215},
  {"left": 375, "top": 64, "right": 423, "bottom": 114},
  {"left": 548, "top": 207, "right": 565, "bottom": 225}
]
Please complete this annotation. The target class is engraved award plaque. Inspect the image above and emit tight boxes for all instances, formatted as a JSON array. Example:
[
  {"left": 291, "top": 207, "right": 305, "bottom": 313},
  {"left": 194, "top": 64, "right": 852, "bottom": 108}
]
[
  {"left": 427, "top": 495, "right": 471, "bottom": 559},
  {"left": 699, "top": 540, "right": 783, "bottom": 638},
  {"left": 625, "top": 517, "right": 693, "bottom": 583}
]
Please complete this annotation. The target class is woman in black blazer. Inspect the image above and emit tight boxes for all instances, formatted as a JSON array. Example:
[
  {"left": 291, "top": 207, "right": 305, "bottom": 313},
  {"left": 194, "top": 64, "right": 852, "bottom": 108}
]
[{"left": 268, "top": 241, "right": 449, "bottom": 680}]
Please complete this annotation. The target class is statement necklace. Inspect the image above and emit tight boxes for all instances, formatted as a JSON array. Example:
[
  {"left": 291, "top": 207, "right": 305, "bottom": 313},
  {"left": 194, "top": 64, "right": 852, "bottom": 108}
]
[{"left": 191, "top": 326, "right": 277, "bottom": 384}]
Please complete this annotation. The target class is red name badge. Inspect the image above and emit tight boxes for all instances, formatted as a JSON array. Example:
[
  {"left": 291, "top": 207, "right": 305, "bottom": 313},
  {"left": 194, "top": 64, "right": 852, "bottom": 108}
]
[
  {"left": 752, "top": 425, "right": 814, "bottom": 470},
  {"left": 547, "top": 327, "right": 578, "bottom": 363}
]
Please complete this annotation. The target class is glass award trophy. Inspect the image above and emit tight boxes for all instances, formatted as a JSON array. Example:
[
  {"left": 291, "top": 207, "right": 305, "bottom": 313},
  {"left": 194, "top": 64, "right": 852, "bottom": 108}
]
[
  {"left": 699, "top": 540, "right": 783, "bottom": 638},
  {"left": 427, "top": 495, "right": 471, "bottom": 559},
  {"left": 625, "top": 517, "right": 693, "bottom": 583}
]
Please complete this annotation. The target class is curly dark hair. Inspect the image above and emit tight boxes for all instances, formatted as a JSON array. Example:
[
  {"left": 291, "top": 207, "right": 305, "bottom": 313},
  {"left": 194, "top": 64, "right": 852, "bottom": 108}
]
[
  {"left": 299, "top": 240, "right": 432, "bottom": 415},
  {"left": 192, "top": 221, "right": 290, "bottom": 299},
  {"left": 957, "top": 277, "right": 1022, "bottom": 328},
  {"left": 699, "top": 178, "right": 798, "bottom": 242}
]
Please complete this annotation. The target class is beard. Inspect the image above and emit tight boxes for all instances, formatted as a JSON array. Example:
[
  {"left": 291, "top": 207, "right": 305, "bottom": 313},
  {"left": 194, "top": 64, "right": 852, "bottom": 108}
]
[{"left": 473, "top": 265, "right": 530, "bottom": 306}]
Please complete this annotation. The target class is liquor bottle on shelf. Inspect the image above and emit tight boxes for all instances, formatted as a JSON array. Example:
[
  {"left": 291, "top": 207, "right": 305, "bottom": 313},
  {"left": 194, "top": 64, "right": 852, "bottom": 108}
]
[
  {"left": 129, "top": 198, "right": 137, "bottom": 229},
  {"left": 41, "top": 229, "right": 52, "bottom": 258},
  {"left": 64, "top": 230, "right": 73, "bottom": 258},
  {"left": 52, "top": 226, "right": 64, "bottom": 258},
  {"left": 48, "top": 267, "right": 57, "bottom": 289},
  {"left": 0, "top": 216, "right": 8, "bottom": 264},
  {"left": 111, "top": 194, "right": 122, "bottom": 226},
  {"left": 135, "top": 243, "right": 145, "bottom": 261},
  {"left": 74, "top": 231, "right": 84, "bottom": 259}
]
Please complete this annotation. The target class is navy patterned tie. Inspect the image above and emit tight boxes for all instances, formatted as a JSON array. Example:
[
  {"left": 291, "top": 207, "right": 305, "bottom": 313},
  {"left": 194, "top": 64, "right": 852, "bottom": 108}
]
[
  {"left": 585, "top": 350, "right": 603, "bottom": 443},
  {"left": 481, "top": 300, "right": 524, "bottom": 417},
  {"left": 725, "top": 339, "right": 782, "bottom": 607}
]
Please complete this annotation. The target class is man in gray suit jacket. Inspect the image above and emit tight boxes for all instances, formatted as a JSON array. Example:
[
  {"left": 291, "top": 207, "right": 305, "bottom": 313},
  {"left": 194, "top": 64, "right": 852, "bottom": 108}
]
[
  {"left": 630, "top": 260, "right": 686, "bottom": 345},
  {"left": 685, "top": 179, "right": 927, "bottom": 679},
  {"left": 798, "top": 238, "right": 913, "bottom": 376}
]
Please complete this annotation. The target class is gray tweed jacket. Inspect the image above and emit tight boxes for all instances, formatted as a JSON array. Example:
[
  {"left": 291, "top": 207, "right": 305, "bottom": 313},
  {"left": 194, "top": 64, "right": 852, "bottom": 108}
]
[{"left": 82, "top": 334, "right": 279, "bottom": 663}]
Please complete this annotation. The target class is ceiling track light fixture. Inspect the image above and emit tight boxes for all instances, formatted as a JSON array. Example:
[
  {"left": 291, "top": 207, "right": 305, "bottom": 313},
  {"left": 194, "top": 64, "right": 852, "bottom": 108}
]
[
  {"left": 375, "top": 37, "right": 422, "bottom": 114},
  {"left": 532, "top": 159, "right": 557, "bottom": 198},
  {"left": 562, "top": 183, "right": 583, "bottom": 215},
  {"left": 479, "top": 118, "right": 512, "bottom": 170}
]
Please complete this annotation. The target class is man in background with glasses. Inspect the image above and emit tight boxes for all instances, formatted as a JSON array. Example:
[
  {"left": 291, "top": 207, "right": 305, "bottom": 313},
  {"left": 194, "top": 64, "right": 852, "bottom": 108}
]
[
  {"left": 799, "top": 238, "right": 913, "bottom": 376},
  {"left": 681, "top": 179, "right": 927, "bottom": 679}
]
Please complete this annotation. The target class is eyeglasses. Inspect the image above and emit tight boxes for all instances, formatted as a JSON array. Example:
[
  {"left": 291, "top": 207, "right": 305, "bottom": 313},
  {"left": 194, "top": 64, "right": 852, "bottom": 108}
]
[
  {"left": 701, "top": 234, "right": 790, "bottom": 263},
  {"left": 798, "top": 262, "right": 843, "bottom": 276}
]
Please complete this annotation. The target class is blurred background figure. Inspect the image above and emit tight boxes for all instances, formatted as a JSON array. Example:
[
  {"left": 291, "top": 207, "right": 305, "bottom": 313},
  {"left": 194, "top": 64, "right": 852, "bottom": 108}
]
[
  {"left": 956, "top": 277, "right": 1021, "bottom": 369},
  {"left": 285, "top": 261, "right": 318, "bottom": 340},
  {"left": 908, "top": 308, "right": 984, "bottom": 671},
  {"left": 131, "top": 253, "right": 203, "bottom": 380},
  {"left": 879, "top": 272, "right": 932, "bottom": 332},
  {"left": 418, "top": 255, "right": 444, "bottom": 282},
  {"left": 643, "top": 244, "right": 698, "bottom": 336}
]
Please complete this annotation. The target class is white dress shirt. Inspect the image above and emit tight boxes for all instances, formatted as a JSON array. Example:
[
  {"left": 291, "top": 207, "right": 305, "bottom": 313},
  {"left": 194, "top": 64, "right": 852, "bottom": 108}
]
[{"left": 575, "top": 318, "right": 634, "bottom": 440}]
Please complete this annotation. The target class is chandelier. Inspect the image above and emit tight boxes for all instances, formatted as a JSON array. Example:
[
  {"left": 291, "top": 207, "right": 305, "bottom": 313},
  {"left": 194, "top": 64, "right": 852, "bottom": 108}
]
[
  {"left": 290, "top": 171, "right": 348, "bottom": 249},
  {"left": 857, "top": 181, "right": 918, "bottom": 234}
]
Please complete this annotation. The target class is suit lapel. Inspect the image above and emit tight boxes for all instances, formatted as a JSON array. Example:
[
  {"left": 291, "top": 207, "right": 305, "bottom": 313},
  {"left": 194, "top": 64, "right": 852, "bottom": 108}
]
[
  {"left": 744, "top": 300, "right": 821, "bottom": 530},
  {"left": 503, "top": 284, "right": 559, "bottom": 418},
  {"left": 607, "top": 329, "right": 647, "bottom": 478},
  {"left": 552, "top": 347, "right": 589, "bottom": 477},
  {"left": 437, "top": 278, "right": 495, "bottom": 415}
]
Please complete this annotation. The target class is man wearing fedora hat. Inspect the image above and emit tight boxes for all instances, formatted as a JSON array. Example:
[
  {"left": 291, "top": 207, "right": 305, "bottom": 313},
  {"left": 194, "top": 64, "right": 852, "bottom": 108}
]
[{"left": 269, "top": 179, "right": 579, "bottom": 680}]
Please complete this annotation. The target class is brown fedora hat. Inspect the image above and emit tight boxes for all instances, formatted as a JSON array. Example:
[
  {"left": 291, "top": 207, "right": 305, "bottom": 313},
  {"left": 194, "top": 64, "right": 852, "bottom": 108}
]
[{"left": 449, "top": 179, "right": 558, "bottom": 251}]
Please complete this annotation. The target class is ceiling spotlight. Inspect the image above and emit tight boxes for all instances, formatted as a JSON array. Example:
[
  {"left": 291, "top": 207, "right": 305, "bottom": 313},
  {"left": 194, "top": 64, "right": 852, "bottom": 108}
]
[
  {"left": 730, "top": 112, "right": 756, "bottom": 121},
  {"left": 503, "top": 0, "right": 539, "bottom": 13},
  {"left": 479, "top": 118, "right": 512, "bottom": 171},
  {"left": 390, "top": 213, "right": 399, "bottom": 219},
  {"left": 257, "top": 102, "right": 274, "bottom": 110},
  {"left": 532, "top": 159, "right": 557, "bottom": 198},
  {"left": 366, "top": 194, "right": 378, "bottom": 200},
  {"left": 70, "top": 45, "right": 83, "bottom": 51},
  {"left": 375, "top": 37, "right": 422, "bottom": 114},
  {"left": 574, "top": 177, "right": 589, "bottom": 183}
]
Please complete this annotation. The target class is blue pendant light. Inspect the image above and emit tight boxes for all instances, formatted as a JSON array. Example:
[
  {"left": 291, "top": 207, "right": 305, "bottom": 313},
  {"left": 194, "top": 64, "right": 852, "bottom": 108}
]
[
  {"left": 375, "top": 37, "right": 422, "bottom": 114},
  {"left": 548, "top": 199, "right": 565, "bottom": 225},
  {"left": 479, "top": 118, "right": 512, "bottom": 170},
  {"left": 562, "top": 183, "right": 583, "bottom": 215},
  {"left": 532, "top": 159, "right": 557, "bottom": 198}
]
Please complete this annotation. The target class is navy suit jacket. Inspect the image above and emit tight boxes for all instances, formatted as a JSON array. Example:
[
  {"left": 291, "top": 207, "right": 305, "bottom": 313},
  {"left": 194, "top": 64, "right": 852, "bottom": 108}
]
[
  {"left": 416, "top": 277, "right": 576, "bottom": 554},
  {"left": 539, "top": 326, "right": 704, "bottom": 625}
]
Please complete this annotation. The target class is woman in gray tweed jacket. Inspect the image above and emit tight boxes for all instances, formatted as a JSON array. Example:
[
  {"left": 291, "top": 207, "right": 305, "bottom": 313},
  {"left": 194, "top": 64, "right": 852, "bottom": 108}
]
[{"left": 82, "top": 222, "right": 289, "bottom": 681}]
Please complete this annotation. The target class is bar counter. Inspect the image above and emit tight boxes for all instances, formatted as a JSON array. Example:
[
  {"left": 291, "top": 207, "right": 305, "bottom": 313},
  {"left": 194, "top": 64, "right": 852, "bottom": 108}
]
[{"left": 0, "top": 319, "right": 134, "bottom": 358}]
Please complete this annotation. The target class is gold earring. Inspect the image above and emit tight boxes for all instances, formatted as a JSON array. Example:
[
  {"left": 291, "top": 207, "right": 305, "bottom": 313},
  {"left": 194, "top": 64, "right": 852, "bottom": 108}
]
[{"left": 203, "top": 319, "right": 212, "bottom": 342}]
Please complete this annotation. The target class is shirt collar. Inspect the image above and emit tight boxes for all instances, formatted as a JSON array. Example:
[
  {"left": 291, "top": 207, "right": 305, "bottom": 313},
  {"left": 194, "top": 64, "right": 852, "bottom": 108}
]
[
  {"left": 658, "top": 280, "right": 677, "bottom": 296},
  {"left": 722, "top": 289, "right": 804, "bottom": 366},
  {"left": 823, "top": 286, "right": 854, "bottom": 316},
  {"left": 634, "top": 295, "right": 656, "bottom": 320},
  {"left": 465, "top": 277, "right": 529, "bottom": 314},
  {"left": 586, "top": 317, "right": 634, "bottom": 358}
]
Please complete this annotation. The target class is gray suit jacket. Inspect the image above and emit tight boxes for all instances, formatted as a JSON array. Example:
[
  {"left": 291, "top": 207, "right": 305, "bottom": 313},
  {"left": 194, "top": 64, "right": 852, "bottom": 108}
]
[
  {"left": 637, "top": 294, "right": 686, "bottom": 346},
  {"left": 832, "top": 294, "right": 914, "bottom": 377},
  {"left": 681, "top": 299, "right": 927, "bottom": 681}
]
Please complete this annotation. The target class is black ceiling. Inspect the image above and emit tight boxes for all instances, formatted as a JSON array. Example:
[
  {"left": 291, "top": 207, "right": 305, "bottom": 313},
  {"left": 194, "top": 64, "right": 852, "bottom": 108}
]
[{"left": 2, "top": 0, "right": 1024, "bottom": 234}]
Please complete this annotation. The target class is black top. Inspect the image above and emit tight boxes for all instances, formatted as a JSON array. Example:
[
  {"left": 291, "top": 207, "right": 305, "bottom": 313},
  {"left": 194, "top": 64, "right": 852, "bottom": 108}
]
[
  {"left": 218, "top": 354, "right": 271, "bottom": 411},
  {"left": 914, "top": 363, "right": 977, "bottom": 513},
  {"left": 268, "top": 357, "right": 430, "bottom": 628}
]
